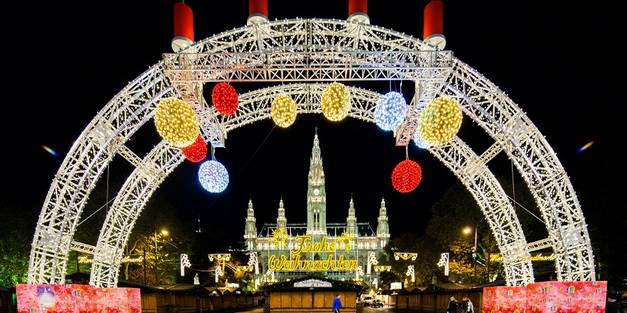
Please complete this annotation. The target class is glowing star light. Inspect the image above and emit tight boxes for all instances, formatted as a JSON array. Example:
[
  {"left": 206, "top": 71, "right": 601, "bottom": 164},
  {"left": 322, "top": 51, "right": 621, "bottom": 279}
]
[
  {"left": 577, "top": 141, "right": 594, "bottom": 153},
  {"left": 42, "top": 145, "right": 58, "bottom": 157},
  {"left": 212, "top": 82, "right": 239, "bottom": 116},
  {"left": 321, "top": 82, "right": 351, "bottom": 121},
  {"left": 419, "top": 96, "right": 463, "bottom": 146},
  {"left": 181, "top": 135, "right": 207, "bottom": 163},
  {"left": 375, "top": 91, "right": 407, "bottom": 131},
  {"left": 198, "top": 160, "right": 229, "bottom": 193},
  {"left": 271, "top": 94, "right": 297, "bottom": 128},
  {"left": 391, "top": 159, "right": 422, "bottom": 193},
  {"left": 154, "top": 97, "right": 200, "bottom": 148}
]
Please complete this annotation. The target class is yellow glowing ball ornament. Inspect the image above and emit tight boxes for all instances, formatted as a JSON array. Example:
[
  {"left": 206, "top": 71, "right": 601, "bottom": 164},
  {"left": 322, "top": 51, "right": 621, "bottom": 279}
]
[
  {"left": 418, "top": 96, "right": 463, "bottom": 146},
  {"left": 321, "top": 82, "right": 351, "bottom": 121},
  {"left": 271, "top": 94, "right": 297, "bottom": 128},
  {"left": 154, "top": 97, "right": 200, "bottom": 148}
]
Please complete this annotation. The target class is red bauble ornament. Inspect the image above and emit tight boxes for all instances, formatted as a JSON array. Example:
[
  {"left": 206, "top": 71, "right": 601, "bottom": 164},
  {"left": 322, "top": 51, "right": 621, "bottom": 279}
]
[
  {"left": 391, "top": 159, "right": 422, "bottom": 193},
  {"left": 211, "top": 82, "right": 239, "bottom": 116},
  {"left": 181, "top": 135, "right": 207, "bottom": 163}
]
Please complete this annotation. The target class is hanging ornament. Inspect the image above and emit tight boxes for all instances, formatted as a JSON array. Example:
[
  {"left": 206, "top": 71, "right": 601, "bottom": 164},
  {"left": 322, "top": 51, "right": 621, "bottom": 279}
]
[
  {"left": 181, "top": 135, "right": 207, "bottom": 163},
  {"left": 154, "top": 97, "right": 199, "bottom": 148},
  {"left": 198, "top": 160, "right": 229, "bottom": 193},
  {"left": 391, "top": 159, "right": 422, "bottom": 193},
  {"left": 271, "top": 94, "right": 297, "bottom": 128},
  {"left": 413, "top": 128, "right": 431, "bottom": 149},
  {"left": 321, "top": 82, "right": 351, "bottom": 121},
  {"left": 375, "top": 91, "right": 408, "bottom": 131},
  {"left": 211, "top": 82, "right": 239, "bottom": 116},
  {"left": 418, "top": 96, "right": 463, "bottom": 146}
]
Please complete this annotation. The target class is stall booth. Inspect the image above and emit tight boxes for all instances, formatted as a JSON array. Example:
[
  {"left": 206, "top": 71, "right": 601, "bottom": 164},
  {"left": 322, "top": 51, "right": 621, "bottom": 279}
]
[{"left": 264, "top": 277, "right": 363, "bottom": 313}]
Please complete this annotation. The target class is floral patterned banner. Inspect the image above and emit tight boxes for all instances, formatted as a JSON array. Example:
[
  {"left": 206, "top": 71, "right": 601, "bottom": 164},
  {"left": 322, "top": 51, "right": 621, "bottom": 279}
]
[
  {"left": 483, "top": 281, "right": 607, "bottom": 313},
  {"left": 17, "top": 284, "right": 141, "bottom": 313}
]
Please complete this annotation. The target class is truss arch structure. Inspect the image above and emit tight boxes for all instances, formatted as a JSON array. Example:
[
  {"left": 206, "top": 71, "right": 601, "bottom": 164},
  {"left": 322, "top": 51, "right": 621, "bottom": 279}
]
[{"left": 28, "top": 18, "right": 593, "bottom": 288}]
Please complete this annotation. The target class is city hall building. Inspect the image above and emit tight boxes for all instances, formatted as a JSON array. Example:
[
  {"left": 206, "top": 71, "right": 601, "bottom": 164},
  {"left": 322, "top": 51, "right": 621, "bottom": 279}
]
[{"left": 243, "top": 133, "right": 390, "bottom": 285}]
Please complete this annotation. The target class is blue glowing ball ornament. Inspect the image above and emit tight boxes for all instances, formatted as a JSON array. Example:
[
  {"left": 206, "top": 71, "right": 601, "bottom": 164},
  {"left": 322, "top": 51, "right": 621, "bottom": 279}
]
[
  {"left": 198, "top": 160, "right": 229, "bottom": 193},
  {"left": 375, "top": 92, "right": 407, "bottom": 131}
]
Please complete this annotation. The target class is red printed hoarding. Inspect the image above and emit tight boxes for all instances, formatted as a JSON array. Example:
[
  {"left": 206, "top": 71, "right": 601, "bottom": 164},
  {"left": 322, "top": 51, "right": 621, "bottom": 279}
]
[
  {"left": 483, "top": 281, "right": 606, "bottom": 313},
  {"left": 16, "top": 284, "right": 141, "bottom": 313}
]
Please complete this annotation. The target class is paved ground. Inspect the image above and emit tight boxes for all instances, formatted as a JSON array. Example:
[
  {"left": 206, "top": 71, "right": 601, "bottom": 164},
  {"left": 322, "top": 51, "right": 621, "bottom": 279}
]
[{"left": 232, "top": 306, "right": 395, "bottom": 312}]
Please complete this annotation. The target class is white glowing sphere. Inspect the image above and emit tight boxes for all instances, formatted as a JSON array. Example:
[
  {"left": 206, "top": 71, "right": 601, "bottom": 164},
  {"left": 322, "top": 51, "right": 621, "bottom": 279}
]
[
  {"left": 198, "top": 160, "right": 229, "bottom": 193},
  {"left": 375, "top": 92, "right": 407, "bottom": 131}
]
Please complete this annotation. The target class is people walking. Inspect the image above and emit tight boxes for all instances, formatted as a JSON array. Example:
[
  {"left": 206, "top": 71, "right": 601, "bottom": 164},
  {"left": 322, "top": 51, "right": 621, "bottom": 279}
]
[
  {"left": 447, "top": 296, "right": 457, "bottom": 313},
  {"left": 462, "top": 297, "right": 474, "bottom": 313},
  {"left": 333, "top": 294, "right": 342, "bottom": 313}
]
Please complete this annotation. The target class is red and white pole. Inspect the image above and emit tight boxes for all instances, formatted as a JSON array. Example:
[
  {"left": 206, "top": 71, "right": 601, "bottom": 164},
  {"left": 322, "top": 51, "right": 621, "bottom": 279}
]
[
  {"left": 248, "top": 0, "right": 269, "bottom": 25},
  {"left": 347, "top": 0, "right": 369, "bottom": 24},
  {"left": 423, "top": 0, "right": 446, "bottom": 49},
  {"left": 172, "top": 2, "right": 194, "bottom": 52}
]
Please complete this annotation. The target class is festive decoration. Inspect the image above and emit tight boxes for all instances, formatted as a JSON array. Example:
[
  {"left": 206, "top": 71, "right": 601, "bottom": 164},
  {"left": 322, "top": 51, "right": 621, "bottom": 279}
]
[
  {"left": 321, "top": 82, "right": 351, "bottom": 121},
  {"left": 419, "top": 96, "right": 463, "bottom": 146},
  {"left": 271, "top": 94, "right": 297, "bottom": 128},
  {"left": 181, "top": 135, "right": 207, "bottom": 163},
  {"left": 154, "top": 97, "right": 199, "bottom": 148},
  {"left": 375, "top": 91, "right": 407, "bottom": 131},
  {"left": 413, "top": 128, "right": 431, "bottom": 149},
  {"left": 211, "top": 82, "right": 239, "bottom": 116},
  {"left": 391, "top": 160, "right": 422, "bottom": 193},
  {"left": 198, "top": 160, "right": 229, "bottom": 193}
]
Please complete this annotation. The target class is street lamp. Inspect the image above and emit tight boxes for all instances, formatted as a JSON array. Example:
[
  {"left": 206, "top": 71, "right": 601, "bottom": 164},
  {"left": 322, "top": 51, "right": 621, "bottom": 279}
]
[
  {"left": 462, "top": 224, "right": 478, "bottom": 283},
  {"left": 161, "top": 229, "right": 169, "bottom": 236}
]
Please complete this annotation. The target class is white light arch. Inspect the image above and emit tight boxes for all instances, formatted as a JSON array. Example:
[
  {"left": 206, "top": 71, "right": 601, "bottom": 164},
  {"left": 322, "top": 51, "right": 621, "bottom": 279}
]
[{"left": 28, "top": 19, "right": 594, "bottom": 288}]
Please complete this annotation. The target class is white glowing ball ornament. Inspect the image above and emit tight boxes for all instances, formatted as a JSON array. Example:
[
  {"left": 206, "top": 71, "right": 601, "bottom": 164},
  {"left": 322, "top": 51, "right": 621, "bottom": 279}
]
[
  {"left": 375, "top": 91, "right": 407, "bottom": 131},
  {"left": 198, "top": 160, "right": 229, "bottom": 193}
]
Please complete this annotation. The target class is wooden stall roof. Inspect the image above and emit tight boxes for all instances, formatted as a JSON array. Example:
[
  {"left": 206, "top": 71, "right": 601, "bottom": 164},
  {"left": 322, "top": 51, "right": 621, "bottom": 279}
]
[{"left": 262, "top": 276, "right": 364, "bottom": 292}]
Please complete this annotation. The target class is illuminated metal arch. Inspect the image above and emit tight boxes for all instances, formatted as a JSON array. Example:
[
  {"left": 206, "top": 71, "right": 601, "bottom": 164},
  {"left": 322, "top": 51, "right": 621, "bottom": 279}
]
[
  {"left": 28, "top": 18, "right": 593, "bottom": 287},
  {"left": 89, "top": 84, "right": 533, "bottom": 287}
]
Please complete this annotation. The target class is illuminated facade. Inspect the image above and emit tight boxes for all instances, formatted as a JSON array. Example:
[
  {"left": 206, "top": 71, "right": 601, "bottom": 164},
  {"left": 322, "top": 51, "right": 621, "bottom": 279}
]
[{"left": 244, "top": 133, "right": 390, "bottom": 284}]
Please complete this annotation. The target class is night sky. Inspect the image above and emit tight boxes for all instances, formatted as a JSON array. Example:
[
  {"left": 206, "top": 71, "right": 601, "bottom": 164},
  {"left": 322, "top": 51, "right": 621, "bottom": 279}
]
[{"left": 2, "top": 1, "right": 622, "bottom": 256}]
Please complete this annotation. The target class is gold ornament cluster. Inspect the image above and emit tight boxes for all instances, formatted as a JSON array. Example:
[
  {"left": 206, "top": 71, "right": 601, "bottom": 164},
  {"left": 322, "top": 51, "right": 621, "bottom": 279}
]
[
  {"left": 154, "top": 97, "right": 199, "bottom": 148},
  {"left": 271, "top": 94, "right": 297, "bottom": 128},
  {"left": 418, "top": 96, "right": 463, "bottom": 146},
  {"left": 321, "top": 82, "right": 351, "bottom": 122}
]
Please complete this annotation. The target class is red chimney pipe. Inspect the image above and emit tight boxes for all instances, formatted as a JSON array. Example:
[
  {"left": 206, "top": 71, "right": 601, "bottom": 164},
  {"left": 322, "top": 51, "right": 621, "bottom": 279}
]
[
  {"left": 173, "top": 2, "right": 194, "bottom": 42},
  {"left": 249, "top": 0, "right": 268, "bottom": 18},
  {"left": 348, "top": 0, "right": 367, "bottom": 16},
  {"left": 423, "top": 0, "right": 444, "bottom": 40}
]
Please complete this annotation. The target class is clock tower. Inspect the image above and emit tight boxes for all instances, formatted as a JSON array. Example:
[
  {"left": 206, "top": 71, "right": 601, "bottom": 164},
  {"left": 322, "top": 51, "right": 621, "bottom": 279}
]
[{"left": 306, "top": 131, "right": 327, "bottom": 235}]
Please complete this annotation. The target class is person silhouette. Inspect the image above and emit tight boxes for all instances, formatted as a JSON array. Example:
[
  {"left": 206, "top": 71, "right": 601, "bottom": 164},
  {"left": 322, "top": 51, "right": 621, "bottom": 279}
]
[{"left": 332, "top": 294, "right": 342, "bottom": 313}]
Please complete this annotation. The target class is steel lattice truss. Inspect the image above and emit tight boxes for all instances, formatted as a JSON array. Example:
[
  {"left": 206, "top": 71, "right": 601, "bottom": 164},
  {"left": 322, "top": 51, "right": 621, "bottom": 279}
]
[{"left": 28, "top": 18, "right": 594, "bottom": 287}]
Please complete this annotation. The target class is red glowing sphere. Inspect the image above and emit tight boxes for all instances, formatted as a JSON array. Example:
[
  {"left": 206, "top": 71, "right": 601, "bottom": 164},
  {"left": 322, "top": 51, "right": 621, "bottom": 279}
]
[
  {"left": 211, "top": 82, "right": 239, "bottom": 116},
  {"left": 391, "top": 159, "right": 422, "bottom": 193},
  {"left": 181, "top": 135, "right": 207, "bottom": 163}
]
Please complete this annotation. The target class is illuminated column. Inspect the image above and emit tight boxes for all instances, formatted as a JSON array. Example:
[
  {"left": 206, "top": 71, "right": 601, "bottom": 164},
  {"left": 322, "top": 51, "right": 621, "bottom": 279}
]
[
  {"left": 438, "top": 252, "right": 449, "bottom": 276},
  {"left": 367, "top": 251, "right": 378, "bottom": 275},
  {"left": 180, "top": 253, "right": 191, "bottom": 277},
  {"left": 406, "top": 265, "right": 415, "bottom": 283},
  {"left": 215, "top": 266, "right": 222, "bottom": 283},
  {"left": 248, "top": 252, "right": 259, "bottom": 275}
]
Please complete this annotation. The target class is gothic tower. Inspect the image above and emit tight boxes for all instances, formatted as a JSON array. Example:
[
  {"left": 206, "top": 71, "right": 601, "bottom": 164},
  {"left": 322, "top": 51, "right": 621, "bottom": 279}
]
[
  {"left": 376, "top": 197, "right": 390, "bottom": 248},
  {"left": 244, "top": 198, "right": 257, "bottom": 250},
  {"left": 346, "top": 196, "right": 358, "bottom": 236},
  {"left": 277, "top": 197, "right": 287, "bottom": 230},
  {"left": 307, "top": 132, "right": 327, "bottom": 235}
]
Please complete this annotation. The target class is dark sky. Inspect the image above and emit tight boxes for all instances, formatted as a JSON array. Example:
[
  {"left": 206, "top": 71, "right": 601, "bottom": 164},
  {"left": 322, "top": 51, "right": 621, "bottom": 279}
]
[{"left": 2, "top": 1, "right": 621, "bottom": 251}]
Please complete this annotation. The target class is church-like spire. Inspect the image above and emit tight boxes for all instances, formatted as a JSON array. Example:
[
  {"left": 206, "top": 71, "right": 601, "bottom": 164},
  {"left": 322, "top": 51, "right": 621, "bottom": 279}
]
[
  {"left": 376, "top": 197, "right": 390, "bottom": 246},
  {"left": 277, "top": 196, "right": 287, "bottom": 230},
  {"left": 346, "top": 195, "right": 357, "bottom": 236},
  {"left": 307, "top": 130, "right": 327, "bottom": 235},
  {"left": 244, "top": 197, "right": 257, "bottom": 249}
]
